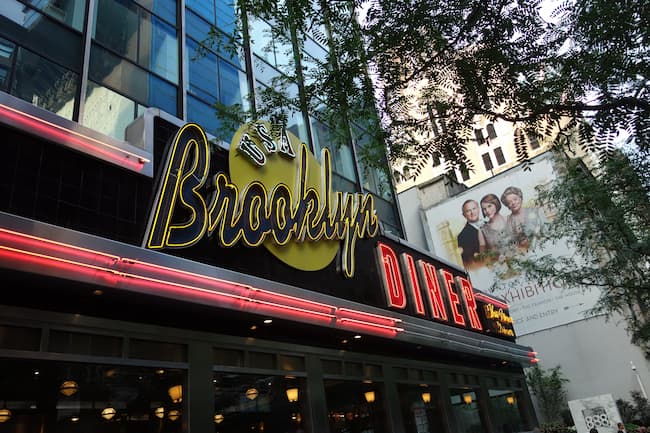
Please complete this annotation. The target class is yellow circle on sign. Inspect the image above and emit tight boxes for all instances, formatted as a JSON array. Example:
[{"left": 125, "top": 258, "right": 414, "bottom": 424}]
[{"left": 228, "top": 121, "right": 339, "bottom": 271}]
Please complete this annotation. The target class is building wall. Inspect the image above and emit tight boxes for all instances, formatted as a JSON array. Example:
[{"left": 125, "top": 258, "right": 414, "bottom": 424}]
[{"left": 518, "top": 316, "right": 650, "bottom": 403}]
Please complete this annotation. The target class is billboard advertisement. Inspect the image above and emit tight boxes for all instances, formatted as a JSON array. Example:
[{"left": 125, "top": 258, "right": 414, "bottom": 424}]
[{"left": 421, "top": 154, "right": 600, "bottom": 335}]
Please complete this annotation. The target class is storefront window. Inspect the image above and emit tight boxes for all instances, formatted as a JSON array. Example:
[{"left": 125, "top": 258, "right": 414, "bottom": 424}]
[
  {"left": 397, "top": 384, "right": 446, "bottom": 433},
  {"left": 212, "top": 372, "right": 308, "bottom": 433},
  {"left": 324, "top": 380, "right": 388, "bottom": 433},
  {"left": 449, "top": 389, "right": 485, "bottom": 433},
  {"left": 0, "top": 358, "right": 186, "bottom": 433},
  {"left": 488, "top": 389, "right": 525, "bottom": 433}
]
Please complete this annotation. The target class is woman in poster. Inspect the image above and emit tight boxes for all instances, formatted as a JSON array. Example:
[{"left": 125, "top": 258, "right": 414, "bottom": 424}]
[
  {"left": 501, "top": 186, "right": 546, "bottom": 253},
  {"left": 478, "top": 193, "right": 513, "bottom": 261}
]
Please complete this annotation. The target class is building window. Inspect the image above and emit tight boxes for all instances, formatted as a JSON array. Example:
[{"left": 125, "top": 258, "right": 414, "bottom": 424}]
[
  {"left": 486, "top": 123, "right": 497, "bottom": 139},
  {"left": 494, "top": 147, "right": 506, "bottom": 165},
  {"left": 449, "top": 389, "right": 486, "bottom": 433},
  {"left": 474, "top": 128, "right": 485, "bottom": 145},
  {"left": 325, "top": 380, "right": 389, "bottom": 433},
  {"left": 459, "top": 166, "right": 470, "bottom": 182},
  {"left": 481, "top": 153, "right": 494, "bottom": 171},
  {"left": 528, "top": 133, "right": 540, "bottom": 149}
]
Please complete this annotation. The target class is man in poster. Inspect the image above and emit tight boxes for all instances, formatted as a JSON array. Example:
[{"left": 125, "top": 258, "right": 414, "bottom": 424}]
[{"left": 457, "top": 199, "right": 483, "bottom": 268}]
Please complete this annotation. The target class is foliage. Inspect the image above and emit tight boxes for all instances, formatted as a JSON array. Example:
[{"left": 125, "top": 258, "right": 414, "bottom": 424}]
[
  {"left": 526, "top": 365, "right": 570, "bottom": 424},
  {"left": 363, "top": 0, "right": 650, "bottom": 177},
  {"left": 617, "top": 391, "right": 650, "bottom": 426},
  {"left": 504, "top": 148, "right": 650, "bottom": 347}
]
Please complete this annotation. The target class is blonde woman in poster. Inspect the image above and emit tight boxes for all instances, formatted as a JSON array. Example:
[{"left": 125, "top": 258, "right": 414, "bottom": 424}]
[
  {"left": 477, "top": 193, "right": 514, "bottom": 262},
  {"left": 500, "top": 186, "right": 547, "bottom": 253}
]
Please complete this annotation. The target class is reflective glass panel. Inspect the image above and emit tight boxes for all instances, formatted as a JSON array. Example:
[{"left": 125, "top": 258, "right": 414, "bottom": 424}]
[
  {"left": 93, "top": 0, "right": 139, "bottom": 62},
  {"left": 90, "top": 43, "right": 147, "bottom": 101},
  {"left": 187, "top": 38, "right": 218, "bottom": 101},
  {"left": 10, "top": 47, "right": 77, "bottom": 119},
  {"left": 83, "top": 81, "right": 136, "bottom": 139},
  {"left": 310, "top": 118, "right": 357, "bottom": 182},
  {"left": 487, "top": 389, "right": 525, "bottom": 433},
  {"left": 0, "top": 358, "right": 186, "bottom": 433},
  {"left": 148, "top": 73, "right": 177, "bottom": 115},
  {"left": 0, "top": 37, "right": 16, "bottom": 92},
  {"left": 25, "top": 0, "right": 87, "bottom": 30},
  {"left": 187, "top": 95, "right": 221, "bottom": 136},
  {"left": 219, "top": 59, "right": 243, "bottom": 106},
  {"left": 0, "top": 0, "right": 82, "bottom": 70},
  {"left": 186, "top": 0, "right": 214, "bottom": 24},
  {"left": 324, "top": 380, "right": 388, "bottom": 433},
  {"left": 212, "top": 372, "right": 309, "bottom": 433},
  {"left": 397, "top": 384, "right": 446, "bottom": 433},
  {"left": 449, "top": 389, "right": 486, "bottom": 433},
  {"left": 136, "top": 0, "right": 177, "bottom": 25},
  {"left": 215, "top": 0, "right": 236, "bottom": 35},
  {"left": 147, "top": 15, "right": 179, "bottom": 83}
]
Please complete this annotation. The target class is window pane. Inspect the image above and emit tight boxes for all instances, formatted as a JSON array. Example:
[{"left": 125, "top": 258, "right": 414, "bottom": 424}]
[
  {"left": 187, "top": 95, "right": 221, "bottom": 136},
  {"left": 90, "top": 43, "right": 147, "bottom": 101},
  {"left": 93, "top": 0, "right": 139, "bottom": 62},
  {"left": 213, "top": 372, "right": 309, "bottom": 433},
  {"left": 83, "top": 81, "right": 136, "bottom": 139},
  {"left": 216, "top": 0, "right": 236, "bottom": 35},
  {"left": 186, "top": 0, "right": 214, "bottom": 23},
  {"left": 482, "top": 153, "right": 494, "bottom": 171},
  {"left": 10, "top": 47, "right": 77, "bottom": 119},
  {"left": 449, "top": 389, "right": 486, "bottom": 433},
  {"left": 219, "top": 59, "right": 243, "bottom": 106},
  {"left": 0, "top": 358, "right": 186, "bottom": 433},
  {"left": 397, "top": 384, "right": 445, "bottom": 433},
  {"left": 136, "top": 0, "right": 177, "bottom": 25},
  {"left": 494, "top": 147, "right": 506, "bottom": 165},
  {"left": 0, "top": 37, "right": 16, "bottom": 91},
  {"left": 148, "top": 73, "right": 177, "bottom": 115},
  {"left": 488, "top": 389, "right": 525, "bottom": 433},
  {"left": 0, "top": 0, "right": 82, "bottom": 70},
  {"left": 25, "top": 0, "right": 87, "bottom": 31},
  {"left": 311, "top": 118, "right": 357, "bottom": 182},
  {"left": 187, "top": 38, "right": 218, "bottom": 100},
  {"left": 324, "top": 380, "right": 388, "bottom": 433},
  {"left": 149, "top": 15, "right": 179, "bottom": 83}
]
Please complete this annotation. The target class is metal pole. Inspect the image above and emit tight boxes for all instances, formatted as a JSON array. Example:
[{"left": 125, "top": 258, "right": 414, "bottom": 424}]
[{"left": 631, "top": 361, "right": 648, "bottom": 399}]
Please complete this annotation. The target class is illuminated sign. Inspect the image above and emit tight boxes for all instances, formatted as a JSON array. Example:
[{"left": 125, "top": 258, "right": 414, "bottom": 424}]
[{"left": 145, "top": 122, "right": 378, "bottom": 278}]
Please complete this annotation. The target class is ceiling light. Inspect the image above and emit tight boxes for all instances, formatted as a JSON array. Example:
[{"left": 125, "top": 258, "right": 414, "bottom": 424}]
[
  {"left": 263, "top": 319, "right": 273, "bottom": 324},
  {"left": 154, "top": 407, "right": 165, "bottom": 419},
  {"left": 60, "top": 380, "right": 79, "bottom": 397},
  {"left": 101, "top": 407, "right": 116, "bottom": 420},
  {"left": 364, "top": 391, "right": 375, "bottom": 403},
  {"left": 168, "top": 410, "right": 181, "bottom": 421},
  {"left": 246, "top": 388, "right": 259, "bottom": 400},
  {"left": 421, "top": 392, "right": 431, "bottom": 403},
  {"left": 168, "top": 385, "right": 182, "bottom": 403},
  {"left": 463, "top": 394, "right": 473, "bottom": 405},
  {"left": 0, "top": 408, "right": 11, "bottom": 423},
  {"left": 353, "top": 335, "right": 361, "bottom": 339},
  {"left": 214, "top": 413, "right": 224, "bottom": 424},
  {"left": 286, "top": 388, "right": 299, "bottom": 402}
]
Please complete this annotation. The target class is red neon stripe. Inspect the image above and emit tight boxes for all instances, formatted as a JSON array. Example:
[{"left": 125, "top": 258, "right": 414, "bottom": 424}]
[
  {"left": 335, "top": 318, "right": 399, "bottom": 338},
  {"left": 0, "top": 105, "right": 146, "bottom": 171},
  {"left": 475, "top": 293, "right": 509, "bottom": 310},
  {"left": 0, "top": 233, "right": 398, "bottom": 332},
  {"left": 0, "top": 228, "right": 119, "bottom": 267}
]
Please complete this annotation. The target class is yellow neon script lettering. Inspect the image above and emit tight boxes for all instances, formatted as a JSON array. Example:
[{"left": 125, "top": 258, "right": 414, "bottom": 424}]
[{"left": 147, "top": 123, "right": 379, "bottom": 278}]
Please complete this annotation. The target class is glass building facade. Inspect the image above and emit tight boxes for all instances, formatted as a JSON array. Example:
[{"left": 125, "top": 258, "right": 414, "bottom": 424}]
[
  {"left": 0, "top": 2, "right": 538, "bottom": 433},
  {"left": 0, "top": 0, "right": 402, "bottom": 235}
]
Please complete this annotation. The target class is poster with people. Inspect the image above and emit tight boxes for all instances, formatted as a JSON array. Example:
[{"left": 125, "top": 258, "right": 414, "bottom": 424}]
[{"left": 421, "top": 154, "right": 600, "bottom": 335}]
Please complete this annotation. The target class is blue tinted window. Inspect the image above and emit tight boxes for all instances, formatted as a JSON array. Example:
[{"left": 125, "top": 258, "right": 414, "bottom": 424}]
[
  {"left": 187, "top": 39, "right": 218, "bottom": 101},
  {"left": 147, "top": 74, "right": 177, "bottom": 115},
  {"left": 186, "top": 0, "right": 214, "bottom": 24},
  {"left": 150, "top": 15, "right": 179, "bottom": 83},
  {"left": 219, "top": 60, "right": 241, "bottom": 106},
  {"left": 216, "top": 0, "right": 236, "bottom": 35},
  {"left": 90, "top": 44, "right": 147, "bottom": 102},
  {"left": 186, "top": 9, "right": 213, "bottom": 43},
  {"left": 0, "top": 37, "right": 16, "bottom": 91},
  {"left": 136, "top": 0, "right": 177, "bottom": 25},
  {"left": 187, "top": 95, "right": 221, "bottom": 136}
]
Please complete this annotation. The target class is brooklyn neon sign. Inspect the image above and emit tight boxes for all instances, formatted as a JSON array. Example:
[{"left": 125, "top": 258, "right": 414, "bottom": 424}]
[{"left": 145, "top": 122, "right": 379, "bottom": 278}]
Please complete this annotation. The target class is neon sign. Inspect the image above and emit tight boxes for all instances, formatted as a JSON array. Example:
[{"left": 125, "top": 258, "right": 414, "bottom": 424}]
[{"left": 146, "top": 122, "right": 379, "bottom": 278}]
